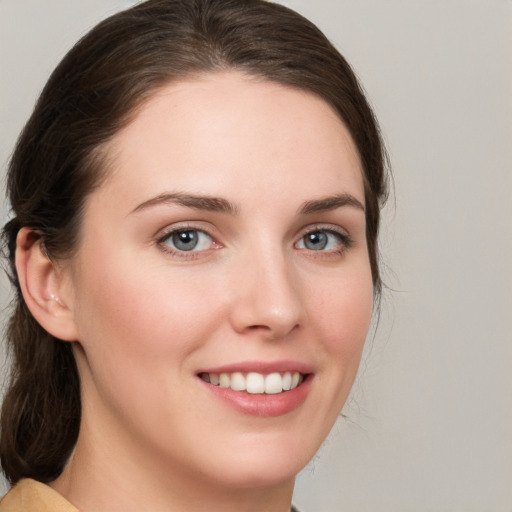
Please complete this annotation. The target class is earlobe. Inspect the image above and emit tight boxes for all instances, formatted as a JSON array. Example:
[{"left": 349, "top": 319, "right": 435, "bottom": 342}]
[{"left": 15, "top": 227, "right": 78, "bottom": 342}]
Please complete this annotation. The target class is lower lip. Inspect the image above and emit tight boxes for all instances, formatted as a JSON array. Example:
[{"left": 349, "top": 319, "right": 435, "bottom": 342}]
[{"left": 199, "top": 376, "right": 313, "bottom": 417}]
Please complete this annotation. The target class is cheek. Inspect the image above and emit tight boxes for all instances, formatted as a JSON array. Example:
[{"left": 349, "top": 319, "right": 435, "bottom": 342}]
[
  {"left": 71, "top": 250, "right": 224, "bottom": 370},
  {"left": 308, "top": 265, "right": 374, "bottom": 372},
  {"left": 290, "top": 264, "right": 373, "bottom": 451},
  {"left": 70, "top": 251, "right": 229, "bottom": 439}
]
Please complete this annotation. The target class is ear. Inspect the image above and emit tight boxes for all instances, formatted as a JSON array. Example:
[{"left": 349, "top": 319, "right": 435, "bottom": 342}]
[{"left": 15, "top": 227, "right": 78, "bottom": 342}]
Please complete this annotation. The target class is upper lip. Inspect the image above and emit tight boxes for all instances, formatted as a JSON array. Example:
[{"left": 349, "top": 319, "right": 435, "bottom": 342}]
[{"left": 197, "top": 360, "right": 314, "bottom": 375}]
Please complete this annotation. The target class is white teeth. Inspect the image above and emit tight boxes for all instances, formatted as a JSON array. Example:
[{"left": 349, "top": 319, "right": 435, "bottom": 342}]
[
  {"left": 201, "top": 371, "right": 305, "bottom": 394},
  {"left": 264, "top": 372, "right": 283, "bottom": 394},
  {"left": 230, "top": 372, "right": 245, "bottom": 391},
  {"left": 246, "top": 372, "right": 265, "bottom": 394},
  {"left": 282, "top": 372, "right": 292, "bottom": 391},
  {"left": 219, "top": 373, "right": 230, "bottom": 388}
]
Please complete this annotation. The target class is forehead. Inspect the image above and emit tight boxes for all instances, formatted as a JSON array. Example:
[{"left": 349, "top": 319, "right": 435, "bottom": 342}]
[{"left": 100, "top": 72, "right": 364, "bottom": 210}]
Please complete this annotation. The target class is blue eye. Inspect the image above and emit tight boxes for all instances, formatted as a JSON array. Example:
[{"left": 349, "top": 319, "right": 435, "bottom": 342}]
[
  {"left": 296, "top": 230, "right": 349, "bottom": 252},
  {"left": 161, "top": 229, "right": 213, "bottom": 252}
]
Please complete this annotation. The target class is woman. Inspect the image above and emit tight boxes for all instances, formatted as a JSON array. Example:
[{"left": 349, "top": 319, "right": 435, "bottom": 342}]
[{"left": 0, "top": 0, "right": 388, "bottom": 511}]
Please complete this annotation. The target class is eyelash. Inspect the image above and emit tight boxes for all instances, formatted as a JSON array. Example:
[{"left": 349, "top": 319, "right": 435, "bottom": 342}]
[
  {"left": 157, "top": 225, "right": 219, "bottom": 259},
  {"left": 295, "top": 226, "right": 353, "bottom": 256},
  {"left": 156, "top": 224, "right": 353, "bottom": 259}
]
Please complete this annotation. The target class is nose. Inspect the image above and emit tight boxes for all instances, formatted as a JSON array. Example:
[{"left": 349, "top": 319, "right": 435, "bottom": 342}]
[{"left": 228, "top": 250, "right": 306, "bottom": 340}]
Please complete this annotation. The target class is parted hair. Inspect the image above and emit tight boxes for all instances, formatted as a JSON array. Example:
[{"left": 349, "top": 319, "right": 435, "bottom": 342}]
[{"left": 1, "top": 0, "right": 388, "bottom": 484}]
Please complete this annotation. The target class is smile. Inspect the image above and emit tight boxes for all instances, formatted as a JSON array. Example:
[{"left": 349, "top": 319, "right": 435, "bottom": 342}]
[{"left": 199, "top": 371, "right": 305, "bottom": 394}]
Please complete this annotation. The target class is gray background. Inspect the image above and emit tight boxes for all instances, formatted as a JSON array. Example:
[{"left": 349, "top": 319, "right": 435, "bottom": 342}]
[{"left": 1, "top": 1, "right": 511, "bottom": 510}]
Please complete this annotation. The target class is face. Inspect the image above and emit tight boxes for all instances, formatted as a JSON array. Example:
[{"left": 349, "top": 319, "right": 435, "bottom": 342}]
[{"left": 64, "top": 72, "right": 373, "bottom": 490}]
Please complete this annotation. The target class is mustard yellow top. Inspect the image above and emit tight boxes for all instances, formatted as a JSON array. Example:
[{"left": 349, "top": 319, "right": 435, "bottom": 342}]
[
  {"left": 0, "top": 478, "right": 301, "bottom": 511},
  {"left": 0, "top": 479, "right": 78, "bottom": 512}
]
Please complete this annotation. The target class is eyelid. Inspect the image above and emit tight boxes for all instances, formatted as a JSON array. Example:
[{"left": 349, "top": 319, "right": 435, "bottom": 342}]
[
  {"left": 297, "top": 223, "right": 351, "bottom": 239},
  {"left": 155, "top": 220, "right": 217, "bottom": 241}
]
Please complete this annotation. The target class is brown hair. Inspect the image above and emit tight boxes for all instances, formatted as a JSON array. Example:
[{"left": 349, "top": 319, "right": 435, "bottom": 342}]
[{"left": 1, "top": 0, "right": 388, "bottom": 484}]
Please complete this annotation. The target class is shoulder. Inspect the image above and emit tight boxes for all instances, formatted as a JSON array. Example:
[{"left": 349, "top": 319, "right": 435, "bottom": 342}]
[{"left": 0, "top": 479, "right": 78, "bottom": 512}]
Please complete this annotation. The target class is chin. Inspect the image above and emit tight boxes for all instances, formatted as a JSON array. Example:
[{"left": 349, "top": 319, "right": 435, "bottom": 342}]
[
  {"left": 208, "top": 458, "right": 301, "bottom": 490},
  {"left": 197, "top": 430, "right": 320, "bottom": 490}
]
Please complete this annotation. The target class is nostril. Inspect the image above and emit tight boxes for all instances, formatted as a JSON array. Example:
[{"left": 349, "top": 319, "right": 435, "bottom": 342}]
[{"left": 245, "top": 322, "right": 300, "bottom": 341}]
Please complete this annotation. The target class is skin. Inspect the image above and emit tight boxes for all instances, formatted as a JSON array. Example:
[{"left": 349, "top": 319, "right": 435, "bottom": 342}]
[{"left": 45, "top": 72, "right": 374, "bottom": 512}]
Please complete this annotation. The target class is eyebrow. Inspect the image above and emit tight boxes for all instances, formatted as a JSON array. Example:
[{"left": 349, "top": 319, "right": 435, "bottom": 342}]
[
  {"left": 299, "top": 193, "right": 365, "bottom": 215},
  {"left": 131, "top": 191, "right": 364, "bottom": 216},
  {"left": 131, "top": 192, "right": 238, "bottom": 215}
]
